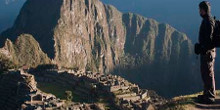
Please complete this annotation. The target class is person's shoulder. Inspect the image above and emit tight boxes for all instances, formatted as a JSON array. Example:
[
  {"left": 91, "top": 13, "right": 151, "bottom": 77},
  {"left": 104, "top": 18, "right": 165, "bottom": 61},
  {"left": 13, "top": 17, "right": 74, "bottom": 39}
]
[{"left": 203, "top": 17, "right": 214, "bottom": 26}]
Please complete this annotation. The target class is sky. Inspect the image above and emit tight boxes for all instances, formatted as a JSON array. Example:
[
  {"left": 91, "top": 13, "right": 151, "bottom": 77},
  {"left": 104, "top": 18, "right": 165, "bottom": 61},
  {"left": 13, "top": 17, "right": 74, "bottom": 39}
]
[
  {"left": 0, "top": 0, "right": 26, "bottom": 32},
  {"left": 1, "top": 0, "right": 220, "bottom": 43}
]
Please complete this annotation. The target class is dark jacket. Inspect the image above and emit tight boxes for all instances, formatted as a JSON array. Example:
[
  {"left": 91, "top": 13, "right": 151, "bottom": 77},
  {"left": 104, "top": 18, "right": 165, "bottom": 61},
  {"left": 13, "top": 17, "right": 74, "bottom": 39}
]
[{"left": 199, "top": 15, "right": 215, "bottom": 54}]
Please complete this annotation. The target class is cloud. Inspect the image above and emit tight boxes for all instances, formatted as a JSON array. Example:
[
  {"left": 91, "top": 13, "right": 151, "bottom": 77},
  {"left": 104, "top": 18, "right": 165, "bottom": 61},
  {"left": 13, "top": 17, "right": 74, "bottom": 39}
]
[{"left": 5, "top": 0, "right": 18, "bottom": 5}]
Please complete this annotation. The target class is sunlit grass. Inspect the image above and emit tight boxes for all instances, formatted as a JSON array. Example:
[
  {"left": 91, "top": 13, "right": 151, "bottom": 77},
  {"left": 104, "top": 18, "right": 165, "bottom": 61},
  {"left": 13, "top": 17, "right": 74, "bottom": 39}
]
[
  {"left": 37, "top": 82, "right": 82, "bottom": 102},
  {"left": 161, "top": 90, "right": 220, "bottom": 110}
]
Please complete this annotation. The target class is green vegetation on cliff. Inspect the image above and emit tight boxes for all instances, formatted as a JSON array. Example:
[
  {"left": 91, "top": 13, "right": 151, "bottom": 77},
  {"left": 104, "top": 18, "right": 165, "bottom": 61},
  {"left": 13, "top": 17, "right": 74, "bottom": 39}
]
[
  {"left": 0, "top": 34, "right": 51, "bottom": 69},
  {"left": 14, "top": 34, "right": 51, "bottom": 67},
  {"left": 0, "top": 54, "right": 17, "bottom": 73}
]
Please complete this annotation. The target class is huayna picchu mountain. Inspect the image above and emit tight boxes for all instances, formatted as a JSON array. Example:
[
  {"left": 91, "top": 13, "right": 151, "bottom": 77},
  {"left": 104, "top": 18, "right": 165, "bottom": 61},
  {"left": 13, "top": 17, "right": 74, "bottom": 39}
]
[{"left": 0, "top": 0, "right": 196, "bottom": 97}]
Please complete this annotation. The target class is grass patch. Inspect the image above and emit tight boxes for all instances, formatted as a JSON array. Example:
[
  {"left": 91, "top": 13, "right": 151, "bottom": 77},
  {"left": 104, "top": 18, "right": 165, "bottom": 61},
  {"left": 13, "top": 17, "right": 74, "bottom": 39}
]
[
  {"left": 37, "top": 82, "right": 82, "bottom": 102},
  {"left": 161, "top": 90, "right": 220, "bottom": 110},
  {"left": 37, "top": 82, "right": 119, "bottom": 109}
]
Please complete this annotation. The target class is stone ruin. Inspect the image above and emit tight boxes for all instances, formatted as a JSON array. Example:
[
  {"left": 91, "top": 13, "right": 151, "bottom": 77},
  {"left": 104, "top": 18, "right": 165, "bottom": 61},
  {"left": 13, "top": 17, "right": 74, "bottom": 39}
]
[{"left": 0, "top": 67, "right": 166, "bottom": 110}]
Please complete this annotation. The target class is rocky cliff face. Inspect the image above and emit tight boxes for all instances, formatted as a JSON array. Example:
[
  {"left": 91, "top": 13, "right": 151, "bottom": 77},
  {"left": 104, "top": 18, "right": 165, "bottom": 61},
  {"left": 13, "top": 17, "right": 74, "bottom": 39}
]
[
  {"left": 54, "top": 0, "right": 126, "bottom": 72},
  {"left": 0, "top": 0, "right": 195, "bottom": 97}
]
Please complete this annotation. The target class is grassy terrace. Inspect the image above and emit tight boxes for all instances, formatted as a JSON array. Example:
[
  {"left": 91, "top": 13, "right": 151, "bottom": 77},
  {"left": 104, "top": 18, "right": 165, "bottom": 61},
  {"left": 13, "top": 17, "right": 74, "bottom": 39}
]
[
  {"left": 161, "top": 90, "right": 220, "bottom": 110},
  {"left": 37, "top": 81, "right": 119, "bottom": 109},
  {"left": 37, "top": 82, "right": 82, "bottom": 102}
]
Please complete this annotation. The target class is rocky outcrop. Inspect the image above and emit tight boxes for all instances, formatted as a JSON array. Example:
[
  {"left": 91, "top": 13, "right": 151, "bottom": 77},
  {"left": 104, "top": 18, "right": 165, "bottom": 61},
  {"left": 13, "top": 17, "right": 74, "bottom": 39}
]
[
  {"left": 0, "top": 0, "right": 194, "bottom": 97},
  {"left": 0, "top": 34, "right": 50, "bottom": 68}
]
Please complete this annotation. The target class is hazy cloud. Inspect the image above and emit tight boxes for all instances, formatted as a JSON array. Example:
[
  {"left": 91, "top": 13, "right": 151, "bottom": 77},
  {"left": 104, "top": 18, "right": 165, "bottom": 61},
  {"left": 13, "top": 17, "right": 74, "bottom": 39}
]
[{"left": 5, "top": 0, "right": 18, "bottom": 5}]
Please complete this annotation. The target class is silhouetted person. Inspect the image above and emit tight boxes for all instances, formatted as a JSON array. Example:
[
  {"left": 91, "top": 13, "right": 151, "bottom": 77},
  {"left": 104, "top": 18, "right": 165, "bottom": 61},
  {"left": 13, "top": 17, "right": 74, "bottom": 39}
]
[{"left": 195, "top": 1, "right": 216, "bottom": 104}]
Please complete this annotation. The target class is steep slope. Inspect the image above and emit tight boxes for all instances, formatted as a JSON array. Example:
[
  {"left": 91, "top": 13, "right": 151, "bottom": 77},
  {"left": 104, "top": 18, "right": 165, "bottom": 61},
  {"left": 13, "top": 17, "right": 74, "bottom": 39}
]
[
  {"left": 0, "top": 0, "right": 192, "bottom": 72},
  {"left": 116, "top": 13, "right": 195, "bottom": 98},
  {"left": 0, "top": 34, "right": 50, "bottom": 68},
  {"left": 0, "top": 0, "right": 194, "bottom": 97},
  {"left": 122, "top": 13, "right": 192, "bottom": 64},
  {"left": 53, "top": 1, "right": 126, "bottom": 72},
  {"left": 1, "top": 0, "right": 127, "bottom": 73}
]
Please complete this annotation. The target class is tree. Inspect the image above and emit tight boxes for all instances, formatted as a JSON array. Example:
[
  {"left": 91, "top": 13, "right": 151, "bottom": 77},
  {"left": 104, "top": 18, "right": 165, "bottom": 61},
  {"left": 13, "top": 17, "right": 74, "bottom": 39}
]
[
  {"left": 0, "top": 54, "right": 17, "bottom": 74},
  {"left": 65, "top": 91, "right": 73, "bottom": 102}
]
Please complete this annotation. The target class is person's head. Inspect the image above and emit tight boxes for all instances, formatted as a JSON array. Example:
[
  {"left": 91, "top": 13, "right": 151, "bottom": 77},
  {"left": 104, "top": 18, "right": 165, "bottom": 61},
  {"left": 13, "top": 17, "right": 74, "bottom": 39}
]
[{"left": 199, "top": 1, "right": 211, "bottom": 17}]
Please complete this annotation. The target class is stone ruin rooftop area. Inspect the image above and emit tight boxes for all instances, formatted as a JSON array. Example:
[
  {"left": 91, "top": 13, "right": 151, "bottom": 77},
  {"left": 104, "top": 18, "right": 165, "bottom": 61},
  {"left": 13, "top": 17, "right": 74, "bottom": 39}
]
[{"left": 0, "top": 67, "right": 166, "bottom": 110}]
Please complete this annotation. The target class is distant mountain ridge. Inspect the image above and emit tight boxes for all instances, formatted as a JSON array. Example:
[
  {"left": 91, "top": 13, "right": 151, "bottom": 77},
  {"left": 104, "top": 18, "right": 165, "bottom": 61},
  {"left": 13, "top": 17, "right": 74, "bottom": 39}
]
[{"left": 0, "top": 0, "right": 196, "bottom": 97}]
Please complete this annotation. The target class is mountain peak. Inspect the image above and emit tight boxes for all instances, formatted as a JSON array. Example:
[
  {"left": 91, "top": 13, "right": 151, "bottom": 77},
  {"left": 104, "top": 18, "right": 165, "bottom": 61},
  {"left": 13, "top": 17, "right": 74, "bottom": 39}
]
[{"left": 0, "top": 0, "right": 194, "bottom": 98}]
